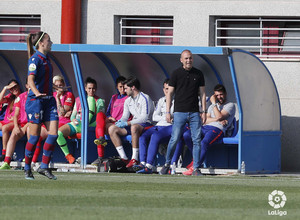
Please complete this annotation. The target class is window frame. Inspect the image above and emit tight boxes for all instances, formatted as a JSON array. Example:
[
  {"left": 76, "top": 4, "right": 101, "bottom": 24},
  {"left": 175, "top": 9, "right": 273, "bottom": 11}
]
[
  {"left": 119, "top": 16, "right": 173, "bottom": 45},
  {"left": 0, "top": 15, "right": 41, "bottom": 43},
  {"left": 215, "top": 17, "right": 300, "bottom": 59}
]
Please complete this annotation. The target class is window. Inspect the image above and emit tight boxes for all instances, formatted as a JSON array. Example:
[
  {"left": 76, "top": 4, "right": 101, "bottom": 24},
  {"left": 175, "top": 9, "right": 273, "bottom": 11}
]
[
  {"left": 120, "top": 16, "right": 173, "bottom": 45},
  {"left": 215, "top": 17, "right": 300, "bottom": 59},
  {"left": 0, "top": 15, "right": 41, "bottom": 43}
]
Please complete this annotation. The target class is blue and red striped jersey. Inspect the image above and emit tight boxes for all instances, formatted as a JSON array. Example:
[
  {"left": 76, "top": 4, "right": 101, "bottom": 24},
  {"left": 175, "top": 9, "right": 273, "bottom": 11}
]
[{"left": 27, "top": 51, "right": 53, "bottom": 98}]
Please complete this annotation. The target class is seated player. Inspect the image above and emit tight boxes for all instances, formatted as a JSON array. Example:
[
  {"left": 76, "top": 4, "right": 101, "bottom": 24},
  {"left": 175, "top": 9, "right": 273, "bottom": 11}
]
[
  {"left": 56, "top": 77, "right": 105, "bottom": 164},
  {"left": 53, "top": 75, "right": 75, "bottom": 128},
  {"left": 0, "top": 80, "right": 22, "bottom": 161},
  {"left": 107, "top": 76, "right": 154, "bottom": 168},
  {"left": 92, "top": 76, "right": 129, "bottom": 166},
  {"left": 0, "top": 82, "right": 47, "bottom": 169}
]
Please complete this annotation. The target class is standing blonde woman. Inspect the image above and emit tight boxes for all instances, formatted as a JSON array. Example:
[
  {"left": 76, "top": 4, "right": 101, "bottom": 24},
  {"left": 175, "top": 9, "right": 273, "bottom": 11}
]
[{"left": 25, "top": 31, "right": 58, "bottom": 180}]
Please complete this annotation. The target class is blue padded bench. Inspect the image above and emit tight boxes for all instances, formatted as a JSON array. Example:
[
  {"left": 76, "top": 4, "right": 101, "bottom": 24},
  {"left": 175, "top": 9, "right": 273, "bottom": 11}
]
[{"left": 222, "top": 117, "right": 239, "bottom": 145}]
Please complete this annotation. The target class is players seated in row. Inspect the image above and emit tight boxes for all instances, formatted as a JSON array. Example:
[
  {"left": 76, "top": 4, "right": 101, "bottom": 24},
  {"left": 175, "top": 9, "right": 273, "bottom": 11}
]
[
  {"left": 0, "top": 80, "right": 23, "bottom": 161},
  {"left": 0, "top": 81, "right": 48, "bottom": 170},
  {"left": 1, "top": 75, "right": 77, "bottom": 168},
  {"left": 0, "top": 79, "right": 235, "bottom": 174}
]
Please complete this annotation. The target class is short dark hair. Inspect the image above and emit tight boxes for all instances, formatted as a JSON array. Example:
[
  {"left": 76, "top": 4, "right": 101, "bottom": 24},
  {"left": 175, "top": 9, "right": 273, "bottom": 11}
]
[
  {"left": 163, "top": 78, "right": 170, "bottom": 86},
  {"left": 214, "top": 84, "right": 227, "bottom": 94},
  {"left": 115, "top": 76, "right": 126, "bottom": 85},
  {"left": 124, "top": 76, "right": 140, "bottom": 90},
  {"left": 7, "top": 79, "right": 19, "bottom": 86},
  {"left": 85, "top": 77, "right": 97, "bottom": 88}
]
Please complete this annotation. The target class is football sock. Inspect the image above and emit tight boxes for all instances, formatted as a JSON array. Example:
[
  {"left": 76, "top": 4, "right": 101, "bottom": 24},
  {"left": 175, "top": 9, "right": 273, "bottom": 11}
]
[
  {"left": 116, "top": 146, "right": 128, "bottom": 160},
  {"left": 32, "top": 136, "right": 43, "bottom": 162},
  {"left": 95, "top": 112, "right": 106, "bottom": 158},
  {"left": 97, "top": 145, "right": 104, "bottom": 158},
  {"left": 4, "top": 156, "right": 11, "bottom": 165},
  {"left": 57, "top": 130, "right": 69, "bottom": 156},
  {"left": 132, "top": 148, "right": 139, "bottom": 161},
  {"left": 40, "top": 134, "right": 57, "bottom": 169},
  {"left": 24, "top": 135, "right": 39, "bottom": 170},
  {"left": 95, "top": 112, "right": 106, "bottom": 138}
]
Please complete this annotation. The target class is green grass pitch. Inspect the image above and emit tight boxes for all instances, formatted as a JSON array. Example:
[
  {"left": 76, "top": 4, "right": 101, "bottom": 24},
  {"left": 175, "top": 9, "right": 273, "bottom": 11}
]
[{"left": 0, "top": 170, "right": 299, "bottom": 220}]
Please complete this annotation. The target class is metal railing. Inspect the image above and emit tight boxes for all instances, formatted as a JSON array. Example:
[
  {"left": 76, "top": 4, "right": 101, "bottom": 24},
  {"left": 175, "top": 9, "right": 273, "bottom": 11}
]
[
  {"left": 215, "top": 18, "right": 300, "bottom": 59},
  {"left": 120, "top": 17, "right": 173, "bottom": 45},
  {"left": 0, "top": 15, "right": 41, "bottom": 42}
]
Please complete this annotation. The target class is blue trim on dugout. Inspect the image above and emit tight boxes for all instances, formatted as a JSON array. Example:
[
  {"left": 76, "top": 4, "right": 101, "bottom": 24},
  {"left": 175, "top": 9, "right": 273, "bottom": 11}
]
[
  {"left": 0, "top": 52, "right": 24, "bottom": 91},
  {"left": 71, "top": 52, "right": 88, "bottom": 168},
  {"left": 228, "top": 54, "right": 243, "bottom": 171},
  {"left": 0, "top": 43, "right": 225, "bottom": 55},
  {"left": 228, "top": 49, "right": 281, "bottom": 173},
  {"left": 231, "top": 49, "right": 282, "bottom": 131},
  {"left": 62, "top": 44, "right": 224, "bottom": 54}
]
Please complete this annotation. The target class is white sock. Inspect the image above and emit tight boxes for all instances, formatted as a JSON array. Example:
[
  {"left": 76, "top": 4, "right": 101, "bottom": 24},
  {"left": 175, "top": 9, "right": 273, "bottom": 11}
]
[
  {"left": 116, "top": 146, "right": 128, "bottom": 160},
  {"left": 146, "top": 163, "right": 153, "bottom": 169},
  {"left": 132, "top": 148, "right": 139, "bottom": 160}
]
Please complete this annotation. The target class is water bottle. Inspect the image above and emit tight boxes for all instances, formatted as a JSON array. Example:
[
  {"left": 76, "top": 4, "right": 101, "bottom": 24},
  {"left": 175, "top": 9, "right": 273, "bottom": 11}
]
[
  {"left": 177, "top": 155, "right": 183, "bottom": 168},
  {"left": 74, "top": 112, "right": 81, "bottom": 125},
  {"left": 241, "top": 161, "right": 245, "bottom": 174},
  {"left": 171, "top": 162, "right": 176, "bottom": 175}
]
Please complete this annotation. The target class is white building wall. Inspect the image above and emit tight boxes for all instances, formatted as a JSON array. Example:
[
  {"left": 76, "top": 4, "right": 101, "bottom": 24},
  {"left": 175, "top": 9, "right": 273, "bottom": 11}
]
[
  {"left": 0, "top": 0, "right": 62, "bottom": 44},
  {"left": 84, "top": 0, "right": 300, "bottom": 46},
  {"left": 1, "top": 0, "right": 300, "bottom": 171},
  {"left": 265, "top": 62, "right": 300, "bottom": 172}
]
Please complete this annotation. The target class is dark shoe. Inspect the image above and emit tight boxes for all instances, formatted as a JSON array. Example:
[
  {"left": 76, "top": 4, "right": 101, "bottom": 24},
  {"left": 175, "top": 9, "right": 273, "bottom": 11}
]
[
  {"left": 137, "top": 167, "right": 153, "bottom": 174},
  {"left": 0, "top": 155, "right": 5, "bottom": 162},
  {"left": 159, "top": 164, "right": 170, "bottom": 175},
  {"left": 91, "top": 157, "right": 103, "bottom": 166},
  {"left": 37, "top": 167, "right": 57, "bottom": 180},
  {"left": 94, "top": 137, "right": 107, "bottom": 146},
  {"left": 132, "top": 164, "right": 144, "bottom": 172},
  {"left": 192, "top": 168, "right": 203, "bottom": 176},
  {"left": 24, "top": 169, "right": 34, "bottom": 180}
]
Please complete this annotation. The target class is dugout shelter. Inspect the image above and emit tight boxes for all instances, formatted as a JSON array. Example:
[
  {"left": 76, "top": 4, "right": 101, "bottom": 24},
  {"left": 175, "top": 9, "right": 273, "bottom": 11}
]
[{"left": 0, "top": 43, "right": 281, "bottom": 174}]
